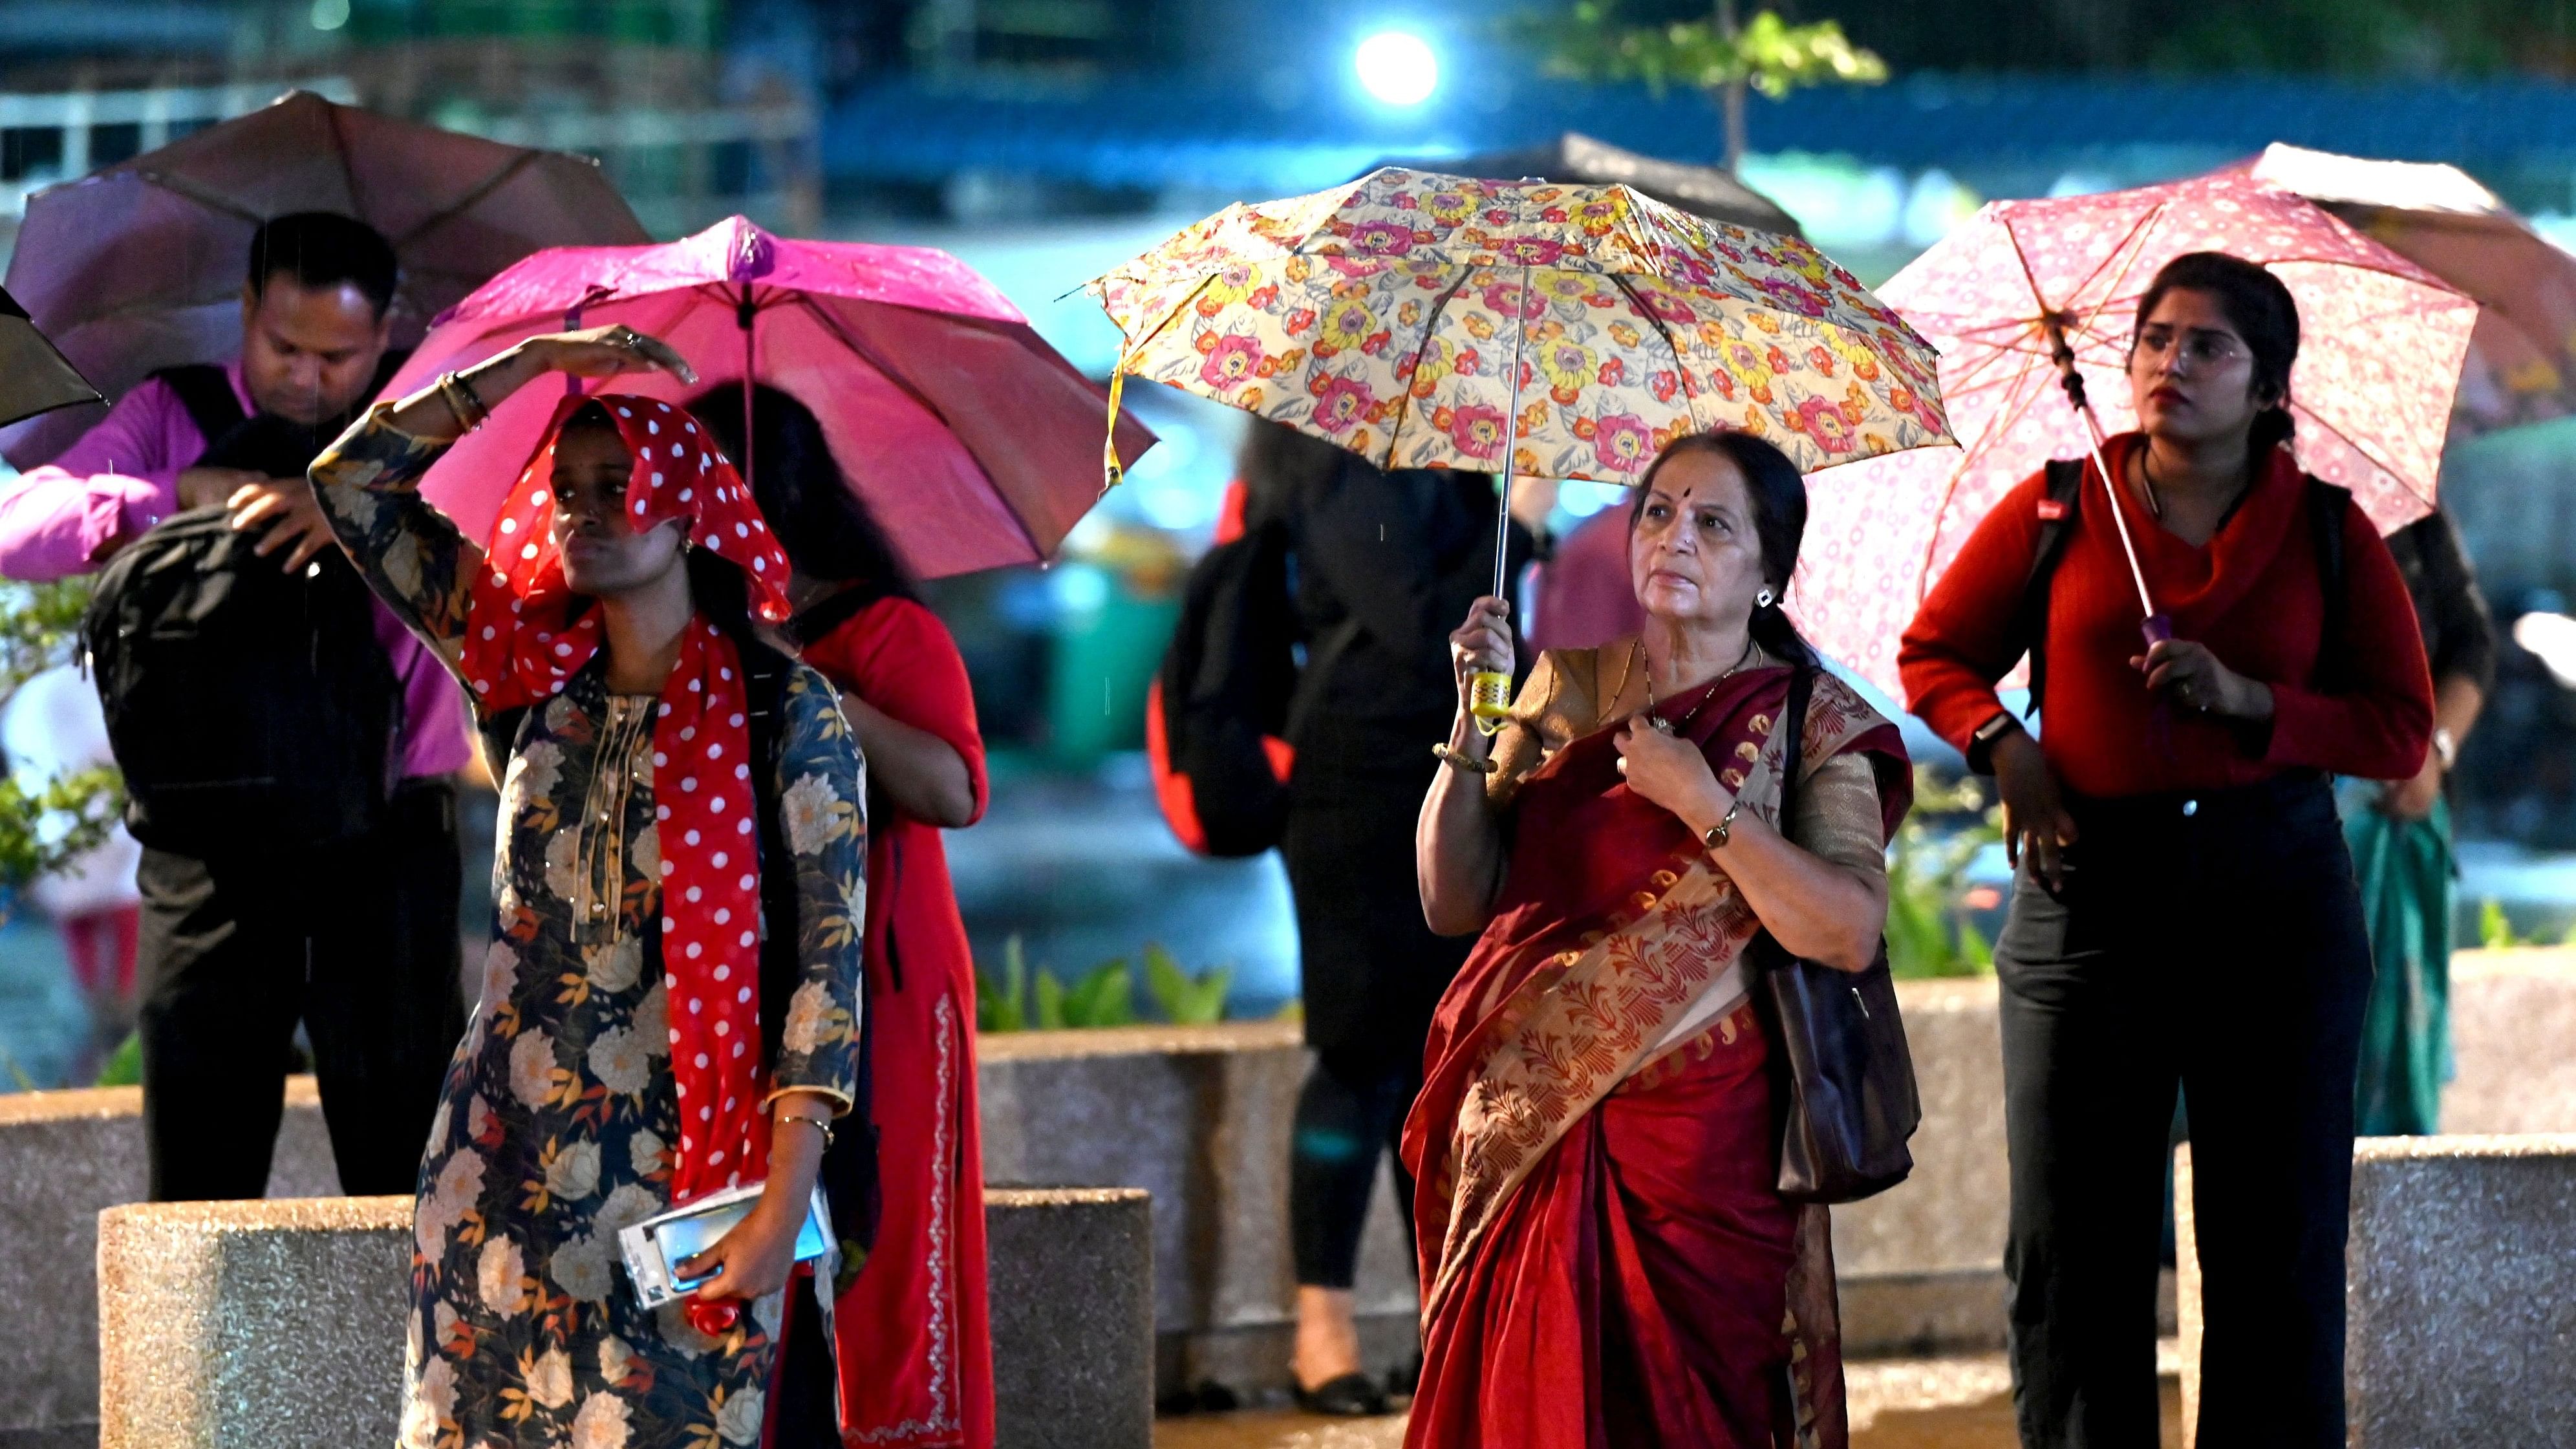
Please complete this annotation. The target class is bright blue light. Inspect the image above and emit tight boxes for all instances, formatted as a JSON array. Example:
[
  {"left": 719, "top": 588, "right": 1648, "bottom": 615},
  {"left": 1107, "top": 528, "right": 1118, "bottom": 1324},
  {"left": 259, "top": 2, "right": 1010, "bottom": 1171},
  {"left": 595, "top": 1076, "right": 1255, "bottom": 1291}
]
[{"left": 1355, "top": 31, "right": 1439, "bottom": 107}]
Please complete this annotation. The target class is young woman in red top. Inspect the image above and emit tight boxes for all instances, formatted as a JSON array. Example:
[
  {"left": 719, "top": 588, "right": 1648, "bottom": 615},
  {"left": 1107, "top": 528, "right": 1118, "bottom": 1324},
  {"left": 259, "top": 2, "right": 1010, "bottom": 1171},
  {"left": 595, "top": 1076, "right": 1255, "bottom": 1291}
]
[
  {"left": 1899, "top": 253, "right": 2432, "bottom": 1449},
  {"left": 697, "top": 384, "right": 994, "bottom": 1449}
]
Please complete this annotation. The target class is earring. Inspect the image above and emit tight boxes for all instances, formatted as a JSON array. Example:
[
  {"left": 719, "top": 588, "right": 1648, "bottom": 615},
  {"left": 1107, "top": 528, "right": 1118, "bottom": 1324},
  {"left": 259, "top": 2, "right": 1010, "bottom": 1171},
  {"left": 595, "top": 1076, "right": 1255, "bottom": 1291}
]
[{"left": 1755, "top": 587, "right": 1777, "bottom": 609}]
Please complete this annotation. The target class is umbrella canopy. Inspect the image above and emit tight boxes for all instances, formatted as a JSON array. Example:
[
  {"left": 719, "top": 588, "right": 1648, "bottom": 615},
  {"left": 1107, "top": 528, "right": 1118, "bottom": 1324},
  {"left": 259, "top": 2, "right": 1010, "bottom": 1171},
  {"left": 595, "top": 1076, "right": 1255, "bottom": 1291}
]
[
  {"left": 1380, "top": 133, "right": 1804, "bottom": 235},
  {"left": 1088, "top": 166, "right": 1948, "bottom": 487},
  {"left": 2228, "top": 142, "right": 2576, "bottom": 438},
  {"left": 387, "top": 215, "right": 1156, "bottom": 579},
  {"left": 0, "top": 287, "right": 101, "bottom": 431},
  {"left": 1792, "top": 172, "right": 2479, "bottom": 698},
  {"left": 1, "top": 89, "right": 649, "bottom": 469}
]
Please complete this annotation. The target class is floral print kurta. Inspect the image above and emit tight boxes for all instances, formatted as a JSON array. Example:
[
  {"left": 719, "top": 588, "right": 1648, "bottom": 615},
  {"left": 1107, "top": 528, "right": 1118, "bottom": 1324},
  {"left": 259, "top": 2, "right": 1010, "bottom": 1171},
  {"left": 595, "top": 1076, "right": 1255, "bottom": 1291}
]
[{"left": 311, "top": 407, "right": 866, "bottom": 1449}]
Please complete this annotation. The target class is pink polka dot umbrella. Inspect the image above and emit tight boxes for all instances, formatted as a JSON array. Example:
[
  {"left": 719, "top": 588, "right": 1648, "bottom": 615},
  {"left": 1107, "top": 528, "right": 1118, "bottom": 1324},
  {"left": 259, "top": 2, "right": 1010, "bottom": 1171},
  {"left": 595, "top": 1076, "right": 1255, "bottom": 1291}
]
[{"left": 1794, "top": 173, "right": 2478, "bottom": 698}]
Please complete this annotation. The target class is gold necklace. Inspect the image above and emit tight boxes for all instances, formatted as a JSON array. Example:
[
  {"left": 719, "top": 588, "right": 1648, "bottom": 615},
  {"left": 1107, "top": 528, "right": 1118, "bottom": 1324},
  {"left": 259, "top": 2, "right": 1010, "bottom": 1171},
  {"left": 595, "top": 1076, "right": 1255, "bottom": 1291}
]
[{"left": 1644, "top": 634, "right": 1759, "bottom": 736}]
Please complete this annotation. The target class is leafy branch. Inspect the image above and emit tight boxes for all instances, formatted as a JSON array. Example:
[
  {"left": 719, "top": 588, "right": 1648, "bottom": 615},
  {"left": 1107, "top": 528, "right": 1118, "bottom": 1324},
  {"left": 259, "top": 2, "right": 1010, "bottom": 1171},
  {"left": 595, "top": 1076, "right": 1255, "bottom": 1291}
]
[
  {"left": 1516, "top": 3, "right": 1887, "bottom": 171},
  {"left": 0, "top": 579, "right": 126, "bottom": 903}
]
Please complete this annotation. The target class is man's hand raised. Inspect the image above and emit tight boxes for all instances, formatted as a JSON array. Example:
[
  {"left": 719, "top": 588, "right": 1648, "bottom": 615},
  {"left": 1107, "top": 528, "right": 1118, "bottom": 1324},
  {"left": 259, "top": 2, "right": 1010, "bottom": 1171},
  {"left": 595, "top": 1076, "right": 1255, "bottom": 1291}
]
[{"left": 226, "top": 475, "right": 341, "bottom": 574}]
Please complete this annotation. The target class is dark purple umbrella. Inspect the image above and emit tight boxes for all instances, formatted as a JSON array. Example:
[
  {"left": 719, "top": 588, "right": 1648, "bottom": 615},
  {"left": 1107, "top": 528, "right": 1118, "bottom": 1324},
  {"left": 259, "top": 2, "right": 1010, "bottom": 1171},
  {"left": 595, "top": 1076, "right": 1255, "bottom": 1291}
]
[
  {"left": 1, "top": 89, "right": 649, "bottom": 468},
  {"left": 0, "top": 287, "right": 100, "bottom": 430}
]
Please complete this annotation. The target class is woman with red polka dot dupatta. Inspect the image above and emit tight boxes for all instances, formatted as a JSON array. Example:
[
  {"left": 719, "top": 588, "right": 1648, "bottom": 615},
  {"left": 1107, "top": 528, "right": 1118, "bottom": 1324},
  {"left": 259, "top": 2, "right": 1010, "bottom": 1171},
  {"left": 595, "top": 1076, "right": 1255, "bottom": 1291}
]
[{"left": 310, "top": 324, "right": 870, "bottom": 1449}]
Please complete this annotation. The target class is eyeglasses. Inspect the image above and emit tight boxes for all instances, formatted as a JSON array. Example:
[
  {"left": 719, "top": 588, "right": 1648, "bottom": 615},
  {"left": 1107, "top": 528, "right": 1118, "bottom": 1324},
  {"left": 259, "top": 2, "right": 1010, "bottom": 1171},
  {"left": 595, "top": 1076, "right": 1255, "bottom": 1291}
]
[{"left": 2131, "top": 325, "right": 2248, "bottom": 369}]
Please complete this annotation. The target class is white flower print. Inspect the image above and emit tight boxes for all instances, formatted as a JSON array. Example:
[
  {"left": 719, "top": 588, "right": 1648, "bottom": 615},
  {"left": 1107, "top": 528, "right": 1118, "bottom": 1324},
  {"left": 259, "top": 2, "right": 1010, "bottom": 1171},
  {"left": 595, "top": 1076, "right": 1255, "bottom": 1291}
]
[
  {"left": 624, "top": 1128, "right": 665, "bottom": 1179},
  {"left": 780, "top": 772, "right": 843, "bottom": 856},
  {"left": 416, "top": 1148, "right": 486, "bottom": 1258},
  {"left": 477, "top": 941, "right": 519, "bottom": 1016},
  {"left": 476, "top": 1234, "right": 527, "bottom": 1316},
  {"left": 782, "top": 979, "right": 837, "bottom": 1058},
  {"left": 545, "top": 1139, "right": 602, "bottom": 1202},
  {"left": 508, "top": 1030, "right": 557, "bottom": 1110},
  {"left": 509, "top": 739, "right": 564, "bottom": 808},
  {"left": 427, "top": 1097, "right": 453, "bottom": 1154},
  {"left": 583, "top": 938, "right": 641, "bottom": 996},
  {"left": 528, "top": 1347, "right": 574, "bottom": 1410},
  {"left": 542, "top": 827, "right": 580, "bottom": 902},
  {"left": 596, "top": 1335, "right": 633, "bottom": 1385},
  {"left": 596, "top": 1183, "right": 660, "bottom": 1236},
  {"left": 433, "top": 1301, "right": 460, "bottom": 1349},
  {"left": 586, "top": 1027, "right": 650, "bottom": 1097},
  {"left": 628, "top": 822, "right": 660, "bottom": 886},
  {"left": 715, "top": 1386, "right": 766, "bottom": 1445},
  {"left": 548, "top": 1231, "right": 614, "bottom": 1304},
  {"left": 466, "top": 1093, "right": 492, "bottom": 1141},
  {"left": 635, "top": 982, "right": 669, "bottom": 1055},
  {"left": 399, "top": 1353, "right": 455, "bottom": 1449},
  {"left": 571, "top": 1391, "right": 631, "bottom": 1449}
]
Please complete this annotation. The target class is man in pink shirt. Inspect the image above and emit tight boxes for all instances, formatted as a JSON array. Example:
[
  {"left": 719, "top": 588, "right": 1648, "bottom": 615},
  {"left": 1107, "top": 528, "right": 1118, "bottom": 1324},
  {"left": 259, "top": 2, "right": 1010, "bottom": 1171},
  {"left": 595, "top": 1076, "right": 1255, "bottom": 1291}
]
[{"left": 0, "top": 213, "right": 469, "bottom": 1200}]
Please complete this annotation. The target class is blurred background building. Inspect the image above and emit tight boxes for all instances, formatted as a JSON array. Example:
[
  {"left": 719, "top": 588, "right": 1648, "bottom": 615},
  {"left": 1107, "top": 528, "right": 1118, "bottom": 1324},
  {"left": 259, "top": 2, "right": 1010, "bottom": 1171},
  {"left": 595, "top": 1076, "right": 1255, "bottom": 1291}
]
[{"left": 12, "top": 0, "right": 2576, "bottom": 1082}]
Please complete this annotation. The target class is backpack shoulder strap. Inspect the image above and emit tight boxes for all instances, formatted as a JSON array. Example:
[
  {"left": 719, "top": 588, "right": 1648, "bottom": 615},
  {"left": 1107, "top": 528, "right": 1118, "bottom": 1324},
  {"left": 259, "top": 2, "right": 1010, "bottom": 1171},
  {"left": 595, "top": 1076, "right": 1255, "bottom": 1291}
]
[
  {"left": 2014, "top": 458, "right": 2088, "bottom": 722},
  {"left": 147, "top": 364, "right": 250, "bottom": 460},
  {"left": 2308, "top": 477, "right": 2352, "bottom": 690}
]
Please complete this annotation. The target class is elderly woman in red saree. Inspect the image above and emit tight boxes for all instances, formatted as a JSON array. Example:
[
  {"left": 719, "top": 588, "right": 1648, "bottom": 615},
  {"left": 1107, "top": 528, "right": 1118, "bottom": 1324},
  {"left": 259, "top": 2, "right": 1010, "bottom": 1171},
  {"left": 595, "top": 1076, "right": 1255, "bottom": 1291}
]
[{"left": 1406, "top": 430, "right": 1911, "bottom": 1449}]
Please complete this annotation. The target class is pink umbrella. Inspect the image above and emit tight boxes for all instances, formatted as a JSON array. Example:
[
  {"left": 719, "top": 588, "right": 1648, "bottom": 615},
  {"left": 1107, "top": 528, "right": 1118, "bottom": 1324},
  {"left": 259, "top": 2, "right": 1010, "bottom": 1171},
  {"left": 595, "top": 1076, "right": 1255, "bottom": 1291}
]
[
  {"left": 385, "top": 215, "right": 1155, "bottom": 578},
  {"left": 1791, "top": 173, "right": 2478, "bottom": 698}
]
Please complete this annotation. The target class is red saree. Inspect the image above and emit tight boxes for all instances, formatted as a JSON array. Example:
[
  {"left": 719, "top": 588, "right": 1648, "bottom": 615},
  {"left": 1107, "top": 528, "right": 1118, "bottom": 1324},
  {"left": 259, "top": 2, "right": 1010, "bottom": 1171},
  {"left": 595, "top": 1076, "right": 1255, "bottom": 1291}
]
[{"left": 1402, "top": 656, "right": 1909, "bottom": 1449}]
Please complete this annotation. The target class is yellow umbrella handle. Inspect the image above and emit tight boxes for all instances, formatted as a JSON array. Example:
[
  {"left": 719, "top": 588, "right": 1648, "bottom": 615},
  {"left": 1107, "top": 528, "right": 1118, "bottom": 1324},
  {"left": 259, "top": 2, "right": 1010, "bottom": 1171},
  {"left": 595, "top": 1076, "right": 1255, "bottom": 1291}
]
[
  {"left": 1102, "top": 365, "right": 1130, "bottom": 488},
  {"left": 1468, "top": 669, "right": 1512, "bottom": 733}
]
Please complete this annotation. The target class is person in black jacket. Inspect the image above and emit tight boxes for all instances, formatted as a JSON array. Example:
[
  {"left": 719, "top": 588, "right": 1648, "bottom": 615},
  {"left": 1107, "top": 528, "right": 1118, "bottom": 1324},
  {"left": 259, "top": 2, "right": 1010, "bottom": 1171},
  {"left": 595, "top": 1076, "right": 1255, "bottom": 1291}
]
[{"left": 1241, "top": 421, "right": 1536, "bottom": 1415}]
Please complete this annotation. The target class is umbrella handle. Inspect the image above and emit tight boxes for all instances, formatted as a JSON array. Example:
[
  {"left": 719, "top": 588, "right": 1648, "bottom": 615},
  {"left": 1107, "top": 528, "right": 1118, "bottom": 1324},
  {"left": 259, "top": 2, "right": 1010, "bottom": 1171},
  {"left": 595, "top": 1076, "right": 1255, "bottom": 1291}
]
[{"left": 1469, "top": 267, "right": 1537, "bottom": 736}]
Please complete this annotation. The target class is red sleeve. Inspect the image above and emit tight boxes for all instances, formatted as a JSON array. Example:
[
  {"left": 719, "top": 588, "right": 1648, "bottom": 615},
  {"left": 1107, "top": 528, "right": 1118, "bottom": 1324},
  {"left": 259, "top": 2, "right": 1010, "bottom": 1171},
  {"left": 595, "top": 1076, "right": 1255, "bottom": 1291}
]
[
  {"left": 2260, "top": 506, "right": 2434, "bottom": 781},
  {"left": 1898, "top": 467, "right": 2050, "bottom": 753},
  {"left": 813, "top": 597, "right": 990, "bottom": 826}
]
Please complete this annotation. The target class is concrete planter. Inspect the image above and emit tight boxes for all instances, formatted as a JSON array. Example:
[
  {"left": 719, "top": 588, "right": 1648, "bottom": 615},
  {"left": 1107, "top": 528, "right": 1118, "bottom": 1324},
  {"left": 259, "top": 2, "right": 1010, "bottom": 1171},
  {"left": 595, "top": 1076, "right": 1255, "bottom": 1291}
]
[
  {"left": 92, "top": 1189, "right": 1152, "bottom": 1449},
  {"left": 2178, "top": 1135, "right": 2576, "bottom": 1446}
]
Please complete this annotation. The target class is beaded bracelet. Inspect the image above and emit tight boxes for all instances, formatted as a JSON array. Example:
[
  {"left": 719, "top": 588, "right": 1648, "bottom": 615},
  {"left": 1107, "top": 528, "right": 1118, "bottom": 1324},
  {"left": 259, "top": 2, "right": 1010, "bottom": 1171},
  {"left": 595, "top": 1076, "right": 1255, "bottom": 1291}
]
[{"left": 1432, "top": 742, "right": 1497, "bottom": 775}]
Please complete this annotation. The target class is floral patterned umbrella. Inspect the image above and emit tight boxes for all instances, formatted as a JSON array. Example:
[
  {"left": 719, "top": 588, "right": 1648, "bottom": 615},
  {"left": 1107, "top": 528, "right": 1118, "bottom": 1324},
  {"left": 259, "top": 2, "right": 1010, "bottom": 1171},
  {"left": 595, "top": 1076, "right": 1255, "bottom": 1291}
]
[
  {"left": 1087, "top": 166, "right": 1950, "bottom": 492},
  {"left": 1794, "top": 173, "right": 2480, "bottom": 698}
]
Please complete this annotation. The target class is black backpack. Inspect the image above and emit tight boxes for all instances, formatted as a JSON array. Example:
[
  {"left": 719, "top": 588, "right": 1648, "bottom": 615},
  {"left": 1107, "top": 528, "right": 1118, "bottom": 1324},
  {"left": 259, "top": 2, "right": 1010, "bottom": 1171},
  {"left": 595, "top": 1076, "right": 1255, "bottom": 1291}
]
[
  {"left": 80, "top": 359, "right": 410, "bottom": 856},
  {"left": 2011, "top": 456, "right": 2350, "bottom": 722},
  {"left": 480, "top": 643, "right": 883, "bottom": 1264},
  {"left": 1146, "top": 514, "right": 1358, "bottom": 858}
]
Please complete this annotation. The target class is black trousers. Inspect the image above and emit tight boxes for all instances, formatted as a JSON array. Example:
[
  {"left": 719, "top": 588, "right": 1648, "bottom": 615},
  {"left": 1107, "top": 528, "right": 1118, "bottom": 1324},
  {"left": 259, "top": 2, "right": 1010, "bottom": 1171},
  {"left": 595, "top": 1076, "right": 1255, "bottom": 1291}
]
[
  {"left": 1997, "top": 772, "right": 2370, "bottom": 1449},
  {"left": 136, "top": 778, "right": 466, "bottom": 1200},
  {"left": 1289, "top": 1045, "right": 1420, "bottom": 1288}
]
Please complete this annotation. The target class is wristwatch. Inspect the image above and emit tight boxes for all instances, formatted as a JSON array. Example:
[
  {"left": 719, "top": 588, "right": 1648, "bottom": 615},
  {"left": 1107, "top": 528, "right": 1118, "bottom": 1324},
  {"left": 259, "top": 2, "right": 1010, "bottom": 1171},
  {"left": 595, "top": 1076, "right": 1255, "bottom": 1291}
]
[
  {"left": 1968, "top": 711, "right": 2023, "bottom": 775},
  {"left": 2431, "top": 726, "right": 2457, "bottom": 773}
]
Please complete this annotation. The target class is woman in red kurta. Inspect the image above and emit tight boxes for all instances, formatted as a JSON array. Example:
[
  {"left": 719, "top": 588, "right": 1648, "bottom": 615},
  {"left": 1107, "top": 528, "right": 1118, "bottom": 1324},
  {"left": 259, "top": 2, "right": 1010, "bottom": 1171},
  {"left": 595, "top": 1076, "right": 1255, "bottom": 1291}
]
[
  {"left": 701, "top": 385, "right": 995, "bottom": 1449},
  {"left": 1410, "top": 432, "right": 1911, "bottom": 1449},
  {"left": 1898, "top": 254, "right": 2432, "bottom": 1449}
]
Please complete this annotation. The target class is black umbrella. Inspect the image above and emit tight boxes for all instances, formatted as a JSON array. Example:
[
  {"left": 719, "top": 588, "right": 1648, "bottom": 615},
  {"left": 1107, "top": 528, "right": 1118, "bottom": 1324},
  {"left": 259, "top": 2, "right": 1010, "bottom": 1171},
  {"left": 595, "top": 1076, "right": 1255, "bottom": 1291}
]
[
  {"left": 0, "top": 286, "right": 102, "bottom": 431},
  {"left": 1379, "top": 132, "right": 1804, "bottom": 235}
]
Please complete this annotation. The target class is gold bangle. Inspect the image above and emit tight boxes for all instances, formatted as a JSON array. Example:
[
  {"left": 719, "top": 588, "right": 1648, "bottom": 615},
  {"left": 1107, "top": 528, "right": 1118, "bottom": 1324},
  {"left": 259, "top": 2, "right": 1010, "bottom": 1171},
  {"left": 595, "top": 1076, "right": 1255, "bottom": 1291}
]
[
  {"left": 436, "top": 371, "right": 488, "bottom": 431},
  {"left": 1433, "top": 742, "right": 1497, "bottom": 775},
  {"left": 780, "top": 1114, "right": 834, "bottom": 1150}
]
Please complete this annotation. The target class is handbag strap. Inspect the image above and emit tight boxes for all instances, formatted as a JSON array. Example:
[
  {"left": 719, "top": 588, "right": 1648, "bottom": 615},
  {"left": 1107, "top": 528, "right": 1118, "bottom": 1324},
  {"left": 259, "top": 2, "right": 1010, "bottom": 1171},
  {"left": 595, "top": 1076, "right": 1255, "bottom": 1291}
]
[{"left": 1774, "top": 665, "right": 1816, "bottom": 829}]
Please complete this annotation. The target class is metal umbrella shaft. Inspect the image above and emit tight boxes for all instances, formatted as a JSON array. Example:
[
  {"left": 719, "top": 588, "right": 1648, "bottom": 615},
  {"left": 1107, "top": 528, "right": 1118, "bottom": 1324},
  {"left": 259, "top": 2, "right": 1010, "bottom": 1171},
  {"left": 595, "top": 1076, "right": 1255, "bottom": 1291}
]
[
  {"left": 2043, "top": 316, "right": 2171, "bottom": 646},
  {"left": 1468, "top": 264, "right": 1534, "bottom": 732}
]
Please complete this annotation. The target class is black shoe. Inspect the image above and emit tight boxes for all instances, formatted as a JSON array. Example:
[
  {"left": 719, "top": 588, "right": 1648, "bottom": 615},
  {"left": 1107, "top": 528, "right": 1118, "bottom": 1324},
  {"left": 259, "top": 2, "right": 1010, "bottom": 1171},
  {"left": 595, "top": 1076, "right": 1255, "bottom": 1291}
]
[
  {"left": 1385, "top": 1355, "right": 1421, "bottom": 1398},
  {"left": 1293, "top": 1371, "right": 1391, "bottom": 1417}
]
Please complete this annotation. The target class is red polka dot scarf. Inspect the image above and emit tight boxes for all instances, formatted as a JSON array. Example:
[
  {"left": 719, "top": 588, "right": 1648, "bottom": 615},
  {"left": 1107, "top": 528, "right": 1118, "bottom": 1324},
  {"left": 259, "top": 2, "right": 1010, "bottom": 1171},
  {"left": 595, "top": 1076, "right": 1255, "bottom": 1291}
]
[{"left": 462, "top": 392, "right": 796, "bottom": 1204}]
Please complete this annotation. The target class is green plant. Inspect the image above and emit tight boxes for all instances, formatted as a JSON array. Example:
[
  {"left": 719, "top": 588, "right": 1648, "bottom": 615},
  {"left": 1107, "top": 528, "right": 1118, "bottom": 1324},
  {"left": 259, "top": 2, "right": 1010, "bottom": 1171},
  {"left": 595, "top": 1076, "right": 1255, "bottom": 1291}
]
[
  {"left": 1516, "top": 3, "right": 1887, "bottom": 171},
  {"left": 0, "top": 579, "right": 125, "bottom": 907},
  {"left": 95, "top": 1031, "right": 142, "bottom": 1087},
  {"left": 1035, "top": 959, "right": 1135, "bottom": 1031},
  {"left": 2478, "top": 897, "right": 2526, "bottom": 950},
  {"left": 974, "top": 935, "right": 1139, "bottom": 1031},
  {"left": 1142, "top": 943, "right": 1232, "bottom": 1025},
  {"left": 1885, "top": 766, "right": 2001, "bottom": 979}
]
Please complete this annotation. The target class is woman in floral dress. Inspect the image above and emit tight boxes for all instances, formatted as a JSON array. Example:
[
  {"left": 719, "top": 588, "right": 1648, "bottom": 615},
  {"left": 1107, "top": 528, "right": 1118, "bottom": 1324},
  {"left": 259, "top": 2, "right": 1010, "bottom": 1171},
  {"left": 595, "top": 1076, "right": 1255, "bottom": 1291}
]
[{"left": 308, "top": 325, "right": 867, "bottom": 1449}]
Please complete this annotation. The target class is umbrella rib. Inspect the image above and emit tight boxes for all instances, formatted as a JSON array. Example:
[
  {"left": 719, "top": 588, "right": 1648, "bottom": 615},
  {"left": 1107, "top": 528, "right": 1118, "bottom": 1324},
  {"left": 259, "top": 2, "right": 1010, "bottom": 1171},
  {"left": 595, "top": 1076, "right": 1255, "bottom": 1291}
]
[
  {"left": 1911, "top": 361, "right": 2059, "bottom": 603},
  {"left": 128, "top": 168, "right": 264, "bottom": 225},
  {"left": 325, "top": 100, "right": 367, "bottom": 220},
  {"left": 1379, "top": 263, "right": 1483, "bottom": 471},
  {"left": 1602, "top": 271, "right": 1706, "bottom": 433},
  {"left": 785, "top": 291, "right": 1046, "bottom": 560},
  {"left": 394, "top": 151, "right": 542, "bottom": 251}
]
